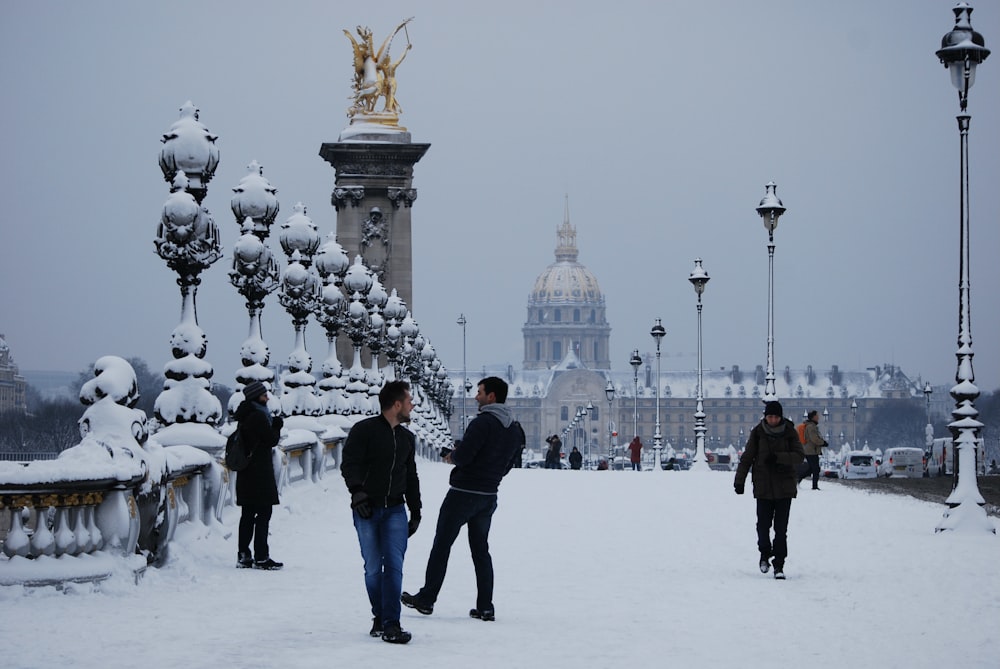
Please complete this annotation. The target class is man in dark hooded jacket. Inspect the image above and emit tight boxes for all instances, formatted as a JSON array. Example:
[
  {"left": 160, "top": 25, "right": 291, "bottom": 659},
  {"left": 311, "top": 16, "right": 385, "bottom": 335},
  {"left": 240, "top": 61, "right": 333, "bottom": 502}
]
[
  {"left": 234, "top": 380, "right": 283, "bottom": 570},
  {"left": 734, "top": 400, "right": 804, "bottom": 580},
  {"left": 402, "top": 376, "right": 521, "bottom": 622}
]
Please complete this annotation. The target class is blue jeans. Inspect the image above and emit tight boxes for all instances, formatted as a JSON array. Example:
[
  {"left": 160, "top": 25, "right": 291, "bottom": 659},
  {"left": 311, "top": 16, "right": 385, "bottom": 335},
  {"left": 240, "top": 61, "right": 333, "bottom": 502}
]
[
  {"left": 353, "top": 504, "right": 408, "bottom": 626},
  {"left": 417, "top": 489, "right": 498, "bottom": 611}
]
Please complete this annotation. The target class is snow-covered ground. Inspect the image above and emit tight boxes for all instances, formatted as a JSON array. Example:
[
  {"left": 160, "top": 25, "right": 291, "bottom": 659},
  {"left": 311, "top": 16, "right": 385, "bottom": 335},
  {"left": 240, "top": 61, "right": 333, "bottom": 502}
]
[{"left": 2, "top": 462, "right": 998, "bottom": 669}]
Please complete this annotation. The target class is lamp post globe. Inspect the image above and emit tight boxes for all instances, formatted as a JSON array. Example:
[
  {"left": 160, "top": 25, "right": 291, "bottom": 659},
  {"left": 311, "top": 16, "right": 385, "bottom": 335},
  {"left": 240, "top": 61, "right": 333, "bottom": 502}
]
[
  {"left": 650, "top": 319, "right": 666, "bottom": 470},
  {"left": 934, "top": 3, "right": 991, "bottom": 532}
]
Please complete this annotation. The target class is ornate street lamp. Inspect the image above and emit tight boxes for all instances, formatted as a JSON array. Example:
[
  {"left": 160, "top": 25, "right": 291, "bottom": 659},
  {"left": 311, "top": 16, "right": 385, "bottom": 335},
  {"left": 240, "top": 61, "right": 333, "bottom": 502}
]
[
  {"left": 688, "top": 258, "right": 711, "bottom": 472},
  {"left": 923, "top": 382, "right": 934, "bottom": 450},
  {"left": 650, "top": 319, "right": 666, "bottom": 470},
  {"left": 755, "top": 182, "right": 786, "bottom": 403},
  {"left": 605, "top": 380, "right": 616, "bottom": 468},
  {"left": 629, "top": 349, "right": 642, "bottom": 440},
  {"left": 935, "top": 3, "right": 991, "bottom": 532},
  {"left": 586, "top": 400, "right": 595, "bottom": 470},
  {"left": 153, "top": 102, "right": 223, "bottom": 436},
  {"left": 822, "top": 407, "right": 830, "bottom": 445},
  {"left": 457, "top": 313, "right": 468, "bottom": 436},
  {"left": 229, "top": 161, "right": 281, "bottom": 414},
  {"left": 850, "top": 399, "right": 858, "bottom": 450}
]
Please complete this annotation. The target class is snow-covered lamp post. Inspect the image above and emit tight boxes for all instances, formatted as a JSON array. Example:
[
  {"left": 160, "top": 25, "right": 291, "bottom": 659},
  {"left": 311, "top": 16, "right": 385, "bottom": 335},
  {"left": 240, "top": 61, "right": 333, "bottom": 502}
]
[
  {"left": 822, "top": 408, "right": 830, "bottom": 444},
  {"left": 605, "top": 380, "right": 615, "bottom": 468},
  {"left": 629, "top": 349, "right": 642, "bottom": 442},
  {"left": 364, "top": 274, "right": 389, "bottom": 408},
  {"left": 313, "top": 233, "right": 351, "bottom": 414},
  {"left": 277, "top": 203, "right": 322, "bottom": 417},
  {"left": 850, "top": 399, "right": 858, "bottom": 450},
  {"left": 923, "top": 383, "right": 934, "bottom": 450},
  {"left": 754, "top": 182, "right": 785, "bottom": 404},
  {"left": 153, "top": 102, "right": 223, "bottom": 439},
  {"left": 457, "top": 314, "right": 468, "bottom": 437},
  {"left": 381, "top": 289, "right": 408, "bottom": 380},
  {"left": 228, "top": 161, "right": 280, "bottom": 412},
  {"left": 688, "top": 258, "right": 711, "bottom": 472},
  {"left": 650, "top": 318, "right": 666, "bottom": 471},
  {"left": 933, "top": 3, "right": 992, "bottom": 533},
  {"left": 342, "top": 256, "right": 374, "bottom": 414}
]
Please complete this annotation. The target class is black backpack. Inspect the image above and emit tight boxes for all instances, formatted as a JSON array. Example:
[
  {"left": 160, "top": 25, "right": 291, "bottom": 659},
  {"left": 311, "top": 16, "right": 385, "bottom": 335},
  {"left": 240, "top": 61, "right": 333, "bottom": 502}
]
[{"left": 224, "top": 428, "right": 252, "bottom": 471}]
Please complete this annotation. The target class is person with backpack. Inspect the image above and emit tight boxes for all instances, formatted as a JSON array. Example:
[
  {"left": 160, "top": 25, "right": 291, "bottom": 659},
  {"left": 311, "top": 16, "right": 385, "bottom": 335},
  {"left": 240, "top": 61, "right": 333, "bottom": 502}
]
[
  {"left": 234, "top": 380, "right": 284, "bottom": 570},
  {"left": 402, "top": 376, "right": 522, "bottom": 622},
  {"left": 797, "top": 410, "right": 829, "bottom": 490},
  {"left": 734, "top": 401, "right": 804, "bottom": 580}
]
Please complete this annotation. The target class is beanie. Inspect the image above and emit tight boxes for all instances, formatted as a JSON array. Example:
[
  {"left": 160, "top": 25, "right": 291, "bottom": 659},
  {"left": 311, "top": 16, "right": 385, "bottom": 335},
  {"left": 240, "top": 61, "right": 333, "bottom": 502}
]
[
  {"left": 243, "top": 381, "right": 267, "bottom": 402},
  {"left": 763, "top": 400, "right": 783, "bottom": 418}
]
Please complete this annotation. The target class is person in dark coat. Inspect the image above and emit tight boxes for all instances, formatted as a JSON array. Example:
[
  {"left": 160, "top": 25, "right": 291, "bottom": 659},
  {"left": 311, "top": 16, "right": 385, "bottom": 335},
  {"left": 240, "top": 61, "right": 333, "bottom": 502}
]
[
  {"left": 234, "top": 380, "right": 283, "bottom": 570},
  {"left": 402, "top": 376, "right": 521, "bottom": 622},
  {"left": 342, "top": 380, "right": 421, "bottom": 645},
  {"left": 544, "top": 435, "right": 562, "bottom": 469},
  {"left": 734, "top": 400, "right": 804, "bottom": 580},
  {"left": 568, "top": 446, "right": 583, "bottom": 470}
]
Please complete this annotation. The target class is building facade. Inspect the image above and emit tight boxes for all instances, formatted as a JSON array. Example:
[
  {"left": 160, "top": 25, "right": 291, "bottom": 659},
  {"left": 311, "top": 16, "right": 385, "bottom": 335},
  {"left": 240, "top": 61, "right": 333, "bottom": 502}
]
[{"left": 0, "top": 335, "right": 27, "bottom": 414}]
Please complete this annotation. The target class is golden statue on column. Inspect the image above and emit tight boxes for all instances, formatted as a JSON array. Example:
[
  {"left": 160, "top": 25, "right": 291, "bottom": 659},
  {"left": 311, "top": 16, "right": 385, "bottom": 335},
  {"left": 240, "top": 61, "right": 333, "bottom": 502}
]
[{"left": 343, "top": 18, "right": 413, "bottom": 128}]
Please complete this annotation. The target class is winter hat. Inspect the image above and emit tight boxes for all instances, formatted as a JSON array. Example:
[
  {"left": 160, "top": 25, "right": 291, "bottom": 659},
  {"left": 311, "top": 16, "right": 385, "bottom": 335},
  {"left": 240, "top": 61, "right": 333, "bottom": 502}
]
[
  {"left": 763, "top": 400, "right": 783, "bottom": 418},
  {"left": 243, "top": 381, "right": 268, "bottom": 402}
]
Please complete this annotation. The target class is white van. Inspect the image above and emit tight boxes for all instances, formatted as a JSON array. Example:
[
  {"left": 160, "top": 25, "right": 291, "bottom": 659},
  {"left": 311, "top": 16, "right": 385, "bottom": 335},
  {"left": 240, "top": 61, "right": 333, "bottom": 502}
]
[
  {"left": 925, "top": 437, "right": 986, "bottom": 476},
  {"left": 841, "top": 451, "right": 878, "bottom": 479},
  {"left": 878, "top": 447, "right": 925, "bottom": 478}
]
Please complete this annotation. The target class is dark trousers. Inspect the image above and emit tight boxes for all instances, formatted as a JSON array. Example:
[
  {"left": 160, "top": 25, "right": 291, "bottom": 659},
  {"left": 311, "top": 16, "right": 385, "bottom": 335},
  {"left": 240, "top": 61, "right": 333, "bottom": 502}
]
[
  {"left": 800, "top": 454, "right": 821, "bottom": 487},
  {"left": 418, "top": 489, "right": 499, "bottom": 612},
  {"left": 238, "top": 504, "right": 273, "bottom": 560},
  {"left": 631, "top": 462, "right": 641, "bottom": 471},
  {"left": 756, "top": 498, "right": 792, "bottom": 567}
]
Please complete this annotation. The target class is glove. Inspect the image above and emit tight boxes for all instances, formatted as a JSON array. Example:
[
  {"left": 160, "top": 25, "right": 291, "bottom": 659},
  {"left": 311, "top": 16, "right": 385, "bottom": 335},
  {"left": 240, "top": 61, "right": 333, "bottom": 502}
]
[
  {"left": 271, "top": 416, "right": 284, "bottom": 431},
  {"left": 408, "top": 513, "right": 421, "bottom": 537},
  {"left": 734, "top": 483, "right": 745, "bottom": 495},
  {"left": 351, "top": 491, "right": 373, "bottom": 519},
  {"left": 765, "top": 452, "right": 777, "bottom": 465}
]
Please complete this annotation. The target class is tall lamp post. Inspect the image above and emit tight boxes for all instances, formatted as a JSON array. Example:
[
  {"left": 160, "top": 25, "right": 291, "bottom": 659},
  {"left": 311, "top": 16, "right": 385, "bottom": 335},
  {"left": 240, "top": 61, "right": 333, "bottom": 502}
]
[
  {"left": 586, "top": 400, "right": 595, "bottom": 470},
  {"left": 629, "top": 349, "right": 642, "bottom": 440},
  {"left": 650, "top": 319, "right": 666, "bottom": 470},
  {"left": 822, "top": 407, "right": 830, "bottom": 445},
  {"left": 605, "top": 381, "right": 616, "bottom": 468},
  {"left": 688, "top": 258, "right": 711, "bottom": 472},
  {"left": 457, "top": 313, "right": 468, "bottom": 436},
  {"left": 935, "top": 3, "right": 991, "bottom": 532},
  {"left": 850, "top": 399, "right": 858, "bottom": 450},
  {"left": 924, "top": 382, "right": 934, "bottom": 450},
  {"left": 755, "top": 182, "right": 786, "bottom": 403}
]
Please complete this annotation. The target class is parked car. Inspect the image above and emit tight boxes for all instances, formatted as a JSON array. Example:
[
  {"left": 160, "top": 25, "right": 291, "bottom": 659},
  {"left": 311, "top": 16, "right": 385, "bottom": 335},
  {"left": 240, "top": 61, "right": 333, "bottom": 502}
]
[
  {"left": 841, "top": 451, "right": 878, "bottom": 479},
  {"left": 820, "top": 460, "right": 841, "bottom": 479},
  {"left": 878, "top": 447, "right": 924, "bottom": 478}
]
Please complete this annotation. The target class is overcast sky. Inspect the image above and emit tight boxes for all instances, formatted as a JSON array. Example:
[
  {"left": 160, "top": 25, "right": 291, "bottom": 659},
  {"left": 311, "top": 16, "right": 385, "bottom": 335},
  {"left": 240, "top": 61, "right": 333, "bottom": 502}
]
[{"left": 2, "top": 1, "right": 998, "bottom": 393}]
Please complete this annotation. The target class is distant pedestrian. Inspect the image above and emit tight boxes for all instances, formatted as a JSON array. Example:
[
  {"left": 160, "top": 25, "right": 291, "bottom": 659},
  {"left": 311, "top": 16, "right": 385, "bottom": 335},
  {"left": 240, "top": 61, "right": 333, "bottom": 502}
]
[
  {"left": 734, "top": 400, "right": 804, "bottom": 580},
  {"left": 234, "top": 381, "right": 284, "bottom": 571},
  {"left": 627, "top": 436, "right": 643, "bottom": 471},
  {"left": 569, "top": 446, "right": 583, "bottom": 470},
  {"left": 797, "top": 410, "right": 829, "bottom": 490},
  {"left": 402, "top": 376, "right": 522, "bottom": 622},
  {"left": 512, "top": 420, "right": 526, "bottom": 468},
  {"left": 544, "top": 435, "right": 562, "bottom": 469},
  {"left": 342, "top": 380, "right": 422, "bottom": 644}
]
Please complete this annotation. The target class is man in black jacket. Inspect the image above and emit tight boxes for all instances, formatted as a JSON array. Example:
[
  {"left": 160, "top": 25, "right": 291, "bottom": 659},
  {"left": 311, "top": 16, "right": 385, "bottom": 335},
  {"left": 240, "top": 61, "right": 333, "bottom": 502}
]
[
  {"left": 234, "top": 380, "right": 284, "bottom": 570},
  {"left": 402, "top": 376, "right": 521, "bottom": 622},
  {"left": 342, "top": 380, "right": 421, "bottom": 644}
]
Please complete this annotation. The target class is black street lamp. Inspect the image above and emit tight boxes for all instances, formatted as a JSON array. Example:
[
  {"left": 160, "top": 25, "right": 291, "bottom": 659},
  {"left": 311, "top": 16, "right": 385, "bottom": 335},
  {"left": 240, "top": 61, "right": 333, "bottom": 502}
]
[
  {"left": 630, "top": 349, "right": 642, "bottom": 441},
  {"left": 934, "top": 3, "right": 992, "bottom": 532},
  {"left": 605, "top": 380, "right": 616, "bottom": 468},
  {"left": 850, "top": 399, "right": 858, "bottom": 451}
]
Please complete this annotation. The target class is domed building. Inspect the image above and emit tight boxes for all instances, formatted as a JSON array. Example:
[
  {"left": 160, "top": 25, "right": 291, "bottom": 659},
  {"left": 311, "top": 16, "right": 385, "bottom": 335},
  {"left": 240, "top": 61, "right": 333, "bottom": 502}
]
[{"left": 522, "top": 203, "right": 611, "bottom": 370}]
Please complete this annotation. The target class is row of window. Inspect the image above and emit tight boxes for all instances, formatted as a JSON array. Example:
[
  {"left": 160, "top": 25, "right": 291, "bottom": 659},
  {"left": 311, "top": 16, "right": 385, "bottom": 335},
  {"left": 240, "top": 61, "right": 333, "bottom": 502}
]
[{"left": 531, "top": 308, "right": 598, "bottom": 324}]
